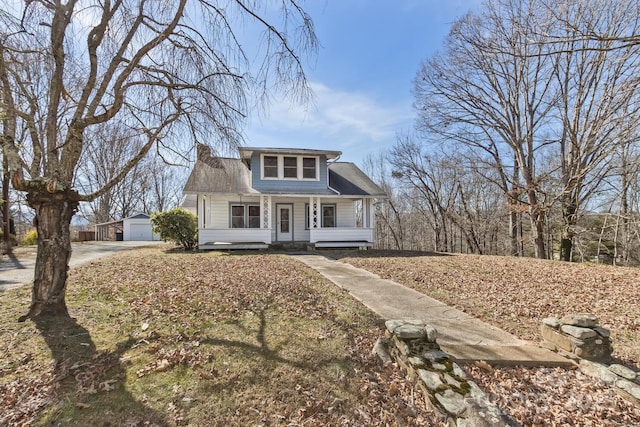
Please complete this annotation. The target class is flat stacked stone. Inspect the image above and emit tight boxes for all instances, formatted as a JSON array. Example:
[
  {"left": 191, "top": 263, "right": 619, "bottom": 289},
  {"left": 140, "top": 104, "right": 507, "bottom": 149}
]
[
  {"left": 540, "top": 313, "right": 612, "bottom": 363},
  {"left": 381, "top": 320, "right": 518, "bottom": 426}
]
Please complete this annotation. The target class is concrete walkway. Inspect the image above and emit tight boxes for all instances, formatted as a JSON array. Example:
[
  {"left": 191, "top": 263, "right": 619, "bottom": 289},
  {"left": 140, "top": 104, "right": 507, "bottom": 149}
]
[{"left": 291, "top": 254, "right": 571, "bottom": 367}]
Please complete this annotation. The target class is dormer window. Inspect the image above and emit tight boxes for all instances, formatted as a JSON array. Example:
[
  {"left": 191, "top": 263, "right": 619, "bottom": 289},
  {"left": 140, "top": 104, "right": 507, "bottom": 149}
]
[
  {"left": 283, "top": 156, "right": 297, "bottom": 178},
  {"left": 261, "top": 154, "right": 319, "bottom": 181},
  {"left": 263, "top": 156, "right": 278, "bottom": 178},
  {"left": 302, "top": 157, "right": 317, "bottom": 179}
]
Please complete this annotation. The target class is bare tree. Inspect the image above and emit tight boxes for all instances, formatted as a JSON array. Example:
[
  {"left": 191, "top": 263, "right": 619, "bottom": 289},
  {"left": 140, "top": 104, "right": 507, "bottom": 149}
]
[
  {"left": 0, "top": 1, "right": 316, "bottom": 320},
  {"left": 540, "top": 0, "right": 640, "bottom": 52},
  {"left": 414, "top": 0, "right": 559, "bottom": 258},
  {"left": 362, "top": 152, "right": 406, "bottom": 250},
  {"left": 138, "top": 157, "right": 184, "bottom": 214},
  {"left": 547, "top": 2, "right": 640, "bottom": 261},
  {"left": 389, "top": 138, "right": 453, "bottom": 252}
]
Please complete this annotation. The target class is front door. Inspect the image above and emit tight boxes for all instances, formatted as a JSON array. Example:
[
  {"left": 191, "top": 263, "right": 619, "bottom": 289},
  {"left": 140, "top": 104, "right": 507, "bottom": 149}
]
[{"left": 277, "top": 204, "right": 293, "bottom": 242}]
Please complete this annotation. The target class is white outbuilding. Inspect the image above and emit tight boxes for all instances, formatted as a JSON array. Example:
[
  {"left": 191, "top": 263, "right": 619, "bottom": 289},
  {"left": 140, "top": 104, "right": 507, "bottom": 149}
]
[
  {"left": 95, "top": 213, "right": 160, "bottom": 241},
  {"left": 124, "top": 213, "right": 159, "bottom": 241}
]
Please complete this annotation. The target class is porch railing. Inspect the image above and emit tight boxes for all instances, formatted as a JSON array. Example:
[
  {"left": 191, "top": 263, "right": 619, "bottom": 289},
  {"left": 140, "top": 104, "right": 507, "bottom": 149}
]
[
  {"left": 309, "top": 227, "right": 374, "bottom": 243},
  {"left": 198, "top": 228, "right": 272, "bottom": 245}
]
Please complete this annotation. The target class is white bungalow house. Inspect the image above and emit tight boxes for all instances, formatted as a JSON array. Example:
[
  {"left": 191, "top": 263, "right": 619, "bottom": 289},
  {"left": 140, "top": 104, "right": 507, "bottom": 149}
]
[{"left": 182, "top": 145, "right": 387, "bottom": 249}]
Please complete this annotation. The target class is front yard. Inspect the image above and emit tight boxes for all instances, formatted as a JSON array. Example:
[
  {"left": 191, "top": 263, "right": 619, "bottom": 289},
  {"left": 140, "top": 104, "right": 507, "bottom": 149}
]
[
  {"left": 0, "top": 247, "right": 443, "bottom": 426},
  {"left": 1, "top": 246, "right": 639, "bottom": 425}
]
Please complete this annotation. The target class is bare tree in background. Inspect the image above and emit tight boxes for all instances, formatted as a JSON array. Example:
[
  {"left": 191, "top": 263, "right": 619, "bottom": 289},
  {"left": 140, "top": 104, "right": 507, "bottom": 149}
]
[
  {"left": 139, "top": 157, "right": 184, "bottom": 214},
  {"left": 414, "top": 0, "right": 640, "bottom": 260},
  {"left": 362, "top": 152, "right": 406, "bottom": 250},
  {"left": 414, "top": 0, "right": 558, "bottom": 259},
  {"left": 544, "top": 1, "right": 640, "bottom": 261},
  {"left": 77, "top": 124, "right": 145, "bottom": 223},
  {"left": 0, "top": 1, "right": 317, "bottom": 320},
  {"left": 540, "top": 0, "right": 640, "bottom": 52}
]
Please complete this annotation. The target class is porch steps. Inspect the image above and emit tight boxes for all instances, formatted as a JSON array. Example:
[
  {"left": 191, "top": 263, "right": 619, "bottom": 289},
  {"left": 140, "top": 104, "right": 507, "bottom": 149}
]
[{"left": 313, "top": 240, "right": 373, "bottom": 249}]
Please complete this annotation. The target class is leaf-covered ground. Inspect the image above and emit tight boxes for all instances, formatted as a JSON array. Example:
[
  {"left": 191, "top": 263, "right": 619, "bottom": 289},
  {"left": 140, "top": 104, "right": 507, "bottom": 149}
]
[
  {"left": 0, "top": 247, "right": 446, "bottom": 426},
  {"left": 3, "top": 247, "right": 640, "bottom": 426},
  {"left": 332, "top": 250, "right": 640, "bottom": 425}
]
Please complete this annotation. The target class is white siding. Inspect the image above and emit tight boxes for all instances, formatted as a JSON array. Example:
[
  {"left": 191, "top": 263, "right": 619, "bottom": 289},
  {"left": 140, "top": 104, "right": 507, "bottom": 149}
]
[
  {"left": 199, "top": 194, "right": 370, "bottom": 244},
  {"left": 199, "top": 228, "right": 271, "bottom": 245},
  {"left": 205, "top": 195, "right": 262, "bottom": 229},
  {"left": 335, "top": 199, "right": 355, "bottom": 227},
  {"left": 123, "top": 217, "right": 159, "bottom": 241}
]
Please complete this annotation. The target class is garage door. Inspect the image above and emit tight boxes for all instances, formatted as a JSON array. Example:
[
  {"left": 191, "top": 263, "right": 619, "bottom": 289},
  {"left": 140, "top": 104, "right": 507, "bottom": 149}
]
[{"left": 129, "top": 223, "right": 153, "bottom": 240}]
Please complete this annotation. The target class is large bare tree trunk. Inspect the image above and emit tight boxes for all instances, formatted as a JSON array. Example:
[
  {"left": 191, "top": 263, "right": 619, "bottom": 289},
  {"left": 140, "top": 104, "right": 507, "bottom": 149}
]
[
  {"left": 19, "top": 191, "right": 78, "bottom": 320},
  {"left": 2, "top": 155, "right": 11, "bottom": 255},
  {"left": 560, "top": 200, "right": 577, "bottom": 262}
]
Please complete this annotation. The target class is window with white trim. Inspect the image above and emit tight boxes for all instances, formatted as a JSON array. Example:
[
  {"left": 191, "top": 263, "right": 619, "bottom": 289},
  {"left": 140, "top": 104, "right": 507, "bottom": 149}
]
[
  {"left": 261, "top": 154, "right": 319, "bottom": 181},
  {"left": 305, "top": 203, "right": 336, "bottom": 228},
  {"left": 263, "top": 156, "right": 278, "bottom": 178},
  {"left": 283, "top": 156, "right": 297, "bottom": 178},
  {"left": 231, "top": 205, "right": 245, "bottom": 228},
  {"left": 302, "top": 157, "right": 317, "bottom": 179},
  {"left": 248, "top": 205, "right": 260, "bottom": 228},
  {"left": 230, "top": 204, "right": 261, "bottom": 228},
  {"left": 322, "top": 205, "right": 336, "bottom": 228}
]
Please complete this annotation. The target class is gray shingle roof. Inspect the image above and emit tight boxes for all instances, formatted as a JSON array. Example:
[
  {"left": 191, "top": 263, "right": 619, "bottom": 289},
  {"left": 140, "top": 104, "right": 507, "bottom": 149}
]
[
  {"left": 183, "top": 152, "right": 387, "bottom": 198},
  {"left": 328, "top": 163, "right": 387, "bottom": 197},
  {"left": 183, "top": 157, "right": 258, "bottom": 195}
]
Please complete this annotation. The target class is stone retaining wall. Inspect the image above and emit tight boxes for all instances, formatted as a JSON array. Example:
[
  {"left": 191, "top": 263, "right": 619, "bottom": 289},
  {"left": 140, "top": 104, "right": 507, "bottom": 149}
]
[
  {"left": 540, "top": 313, "right": 640, "bottom": 406},
  {"left": 378, "top": 320, "right": 518, "bottom": 427},
  {"left": 540, "top": 313, "right": 612, "bottom": 363}
]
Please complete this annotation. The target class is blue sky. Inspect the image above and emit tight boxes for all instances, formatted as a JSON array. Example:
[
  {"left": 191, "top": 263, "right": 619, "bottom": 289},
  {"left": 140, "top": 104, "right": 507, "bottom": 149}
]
[{"left": 244, "top": 0, "right": 483, "bottom": 165}]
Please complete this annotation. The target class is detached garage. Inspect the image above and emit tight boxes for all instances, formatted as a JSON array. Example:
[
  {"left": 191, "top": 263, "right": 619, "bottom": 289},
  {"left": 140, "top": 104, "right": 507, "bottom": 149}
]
[
  {"left": 95, "top": 213, "right": 160, "bottom": 241},
  {"left": 124, "top": 213, "right": 159, "bottom": 241}
]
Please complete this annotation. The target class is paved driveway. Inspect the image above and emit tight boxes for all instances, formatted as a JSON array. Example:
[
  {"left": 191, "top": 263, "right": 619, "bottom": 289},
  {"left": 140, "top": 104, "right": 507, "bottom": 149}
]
[{"left": 0, "top": 241, "right": 166, "bottom": 291}]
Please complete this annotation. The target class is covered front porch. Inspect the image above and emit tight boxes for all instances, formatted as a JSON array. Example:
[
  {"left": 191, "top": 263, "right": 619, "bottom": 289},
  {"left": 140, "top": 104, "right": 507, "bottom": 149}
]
[{"left": 196, "top": 194, "right": 376, "bottom": 250}]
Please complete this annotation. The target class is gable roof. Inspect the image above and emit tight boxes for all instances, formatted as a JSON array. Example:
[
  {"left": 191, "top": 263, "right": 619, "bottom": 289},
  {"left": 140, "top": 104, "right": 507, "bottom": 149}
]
[
  {"left": 328, "top": 162, "right": 387, "bottom": 197},
  {"left": 183, "top": 145, "right": 387, "bottom": 198},
  {"left": 239, "top": 147, "right": 341, "bottom": 160},
  {"left": 183, "top": 157, "right": 258, "bottom": 195}
]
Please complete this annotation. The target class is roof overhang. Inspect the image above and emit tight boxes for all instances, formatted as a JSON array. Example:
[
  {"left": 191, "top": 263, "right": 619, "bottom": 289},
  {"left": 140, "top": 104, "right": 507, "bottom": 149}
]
[{"left": 239, "top": 147, "right": 342, "bottom": 160}]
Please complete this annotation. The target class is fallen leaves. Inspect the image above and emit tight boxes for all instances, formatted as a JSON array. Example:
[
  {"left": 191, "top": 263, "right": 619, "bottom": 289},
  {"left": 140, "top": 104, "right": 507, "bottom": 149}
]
[
  {"left": 466, "top": 365, "right": 640, "bottom": 426},
  {"left": 337, "top": 250, "right": 640, "bottom": 424},
  {"left": 0, "top": 248, "right": 448, "bottom": 425},
  {"left": 338, "top": 252, "right": 640, "bottom": 367}
]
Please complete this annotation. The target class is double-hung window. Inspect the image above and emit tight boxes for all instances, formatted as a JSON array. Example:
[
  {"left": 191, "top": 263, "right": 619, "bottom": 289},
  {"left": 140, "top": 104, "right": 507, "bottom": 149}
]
[
  {"left": 261, "top": 154, "right": 319, "bottom": 180},
  {"left": 302, "top": 157, "right": 317, "bottom": 179},
  {"left": 322, "top": 205, "right": 336, "bottom": 227},
  {"left": 231, "top": 204, "right": 260, "bottom": 228},
  {"left": 305, "top": 203, "right": 336, "bottom": 228},
  {"left": 231, "top": 205, "right": 245, "bottom": 228},
  {"left": 248, "top": 205, "right": 260, "bottom": 228},
  {"left": 283, "top": 156, "right": 298, "bottom": 178},
  {"left": 263, "top": 156, "right": 278, "bottom": 178}
]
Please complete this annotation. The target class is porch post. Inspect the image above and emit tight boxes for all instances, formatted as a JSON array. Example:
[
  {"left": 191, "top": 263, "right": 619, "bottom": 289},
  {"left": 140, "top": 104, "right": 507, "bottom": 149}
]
[
  {"left": 196, "top": 194, "right": 203, "bottom": 229},
  {"left": 367, "top": 198, "right": 375, "bottom": 229},
  {"left": 310, "top": 197, "right": 320, "bottom": 229},
  {"left": 364, "top": 198, "right": 370, "bottom": 228},
  {"left": 261, "top": 195, "right": 272, "bottom": 229}
]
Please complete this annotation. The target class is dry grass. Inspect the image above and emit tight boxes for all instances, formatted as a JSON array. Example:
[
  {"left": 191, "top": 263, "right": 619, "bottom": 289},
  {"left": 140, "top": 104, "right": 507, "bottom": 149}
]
[
  {"left": 330, "top": 250, "right": 640, "bottom": 367},
  {"left": 327, "top": 250, "right": 640, "bottom": 426},
  {"left": 0, "top": 247, "right": 444, "bottom": 426}
]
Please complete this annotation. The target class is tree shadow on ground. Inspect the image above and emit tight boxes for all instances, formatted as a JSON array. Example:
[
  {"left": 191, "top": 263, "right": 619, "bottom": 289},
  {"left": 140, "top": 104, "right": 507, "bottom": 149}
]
[{"left": 33, "top": 315, "right": 168, "bottom": 426}]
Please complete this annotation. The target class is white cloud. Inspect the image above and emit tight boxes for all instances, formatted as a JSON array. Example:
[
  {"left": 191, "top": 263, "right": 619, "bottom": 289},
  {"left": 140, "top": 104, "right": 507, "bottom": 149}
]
[{"left": 245, "top": 82, "right": 413, "bottom": 163}]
